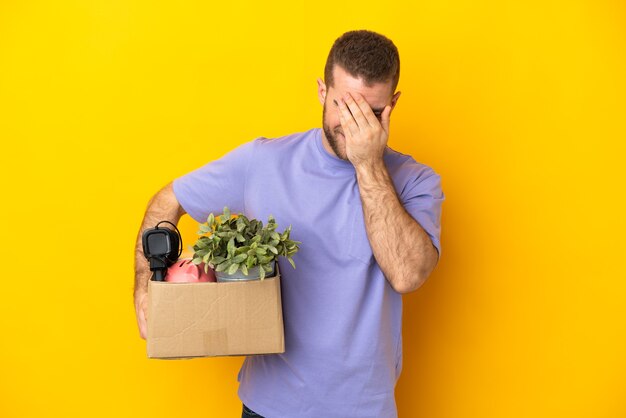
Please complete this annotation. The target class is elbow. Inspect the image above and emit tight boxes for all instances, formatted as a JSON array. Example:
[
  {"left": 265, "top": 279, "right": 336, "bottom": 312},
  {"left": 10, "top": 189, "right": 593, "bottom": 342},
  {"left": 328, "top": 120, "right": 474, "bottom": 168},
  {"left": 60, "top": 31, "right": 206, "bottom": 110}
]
[
  {"left": 154, "top": 182, "right": 187, "bottom": 220},
  {"left": 392, "top": 258, "right": 437, "bottom": 294},
  {"left": 397, "top": 247, "right": 439, "bottom": 294},
  {"left": 391, "top": 272, "right": 427, "bottom": 294}
]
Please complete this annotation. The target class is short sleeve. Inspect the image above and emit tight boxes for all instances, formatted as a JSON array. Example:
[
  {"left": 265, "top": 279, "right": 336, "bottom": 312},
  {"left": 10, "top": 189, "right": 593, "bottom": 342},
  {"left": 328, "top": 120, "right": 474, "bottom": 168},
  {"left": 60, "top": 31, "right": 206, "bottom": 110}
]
[
  {"left": 172, "top": 140, "right": 256, "bottom": 223},
  {"left": 400, "top": 167, "right": 445, "bottom": 258}
]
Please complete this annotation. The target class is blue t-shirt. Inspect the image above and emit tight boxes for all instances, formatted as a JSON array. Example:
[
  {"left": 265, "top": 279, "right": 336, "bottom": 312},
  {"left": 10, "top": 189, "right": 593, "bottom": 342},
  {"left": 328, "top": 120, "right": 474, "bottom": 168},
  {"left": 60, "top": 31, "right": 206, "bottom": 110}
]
[{"left": 173, "top": 128, "right": 444, "bottom": 418}]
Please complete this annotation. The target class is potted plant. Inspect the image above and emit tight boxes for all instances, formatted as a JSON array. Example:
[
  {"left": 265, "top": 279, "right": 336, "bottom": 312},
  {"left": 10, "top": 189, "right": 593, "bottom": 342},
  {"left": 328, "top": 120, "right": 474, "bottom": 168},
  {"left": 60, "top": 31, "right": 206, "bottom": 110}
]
[{"left": 191, "top": 207, "right": 300, "bottom": 282}]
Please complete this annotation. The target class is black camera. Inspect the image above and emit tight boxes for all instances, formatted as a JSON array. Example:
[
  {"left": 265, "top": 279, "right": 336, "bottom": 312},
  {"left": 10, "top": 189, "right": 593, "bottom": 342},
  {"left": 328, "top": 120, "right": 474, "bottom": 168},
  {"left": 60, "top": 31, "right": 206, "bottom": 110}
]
[{"left": 142, "top": 221, "right": 182, "bottom": 281}]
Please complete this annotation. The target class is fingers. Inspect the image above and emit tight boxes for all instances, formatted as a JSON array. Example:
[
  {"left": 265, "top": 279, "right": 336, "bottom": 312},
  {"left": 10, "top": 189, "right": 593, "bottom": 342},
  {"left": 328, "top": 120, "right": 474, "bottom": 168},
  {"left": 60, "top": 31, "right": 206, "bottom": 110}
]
[
  {"left": 137, "top": 308, "right": 147, "bottom": 340},
  {"left": 349, "top": 93, "right": 384, "bottom": 127},
  {"left": 342, "top": 93, "right": 372, "bottom": 129},
  {"left": 140, "top": 325, "right": 147, "bottom": 340},
  {"left": 337, "top": 98, "right": 359, "bottom": 137},
  {"left": 136, "top": 293, "right": 148, "bottom": 340},
  {"left": 139, "top": 306, "right": 147, "bottom": 340},
  {"left": 339, "top": 92, "right": 389, "bottom": 131}
]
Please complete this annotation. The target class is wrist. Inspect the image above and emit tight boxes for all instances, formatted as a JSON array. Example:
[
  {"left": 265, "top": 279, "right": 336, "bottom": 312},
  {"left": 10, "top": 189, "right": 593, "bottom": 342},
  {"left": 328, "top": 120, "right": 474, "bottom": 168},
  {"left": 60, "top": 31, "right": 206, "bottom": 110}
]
[
  {"left": 134, "top": 278, "right": 150, "bottom": 299},
  {"left": 354, "top": 158, "right": 385, "bottom": 175}
]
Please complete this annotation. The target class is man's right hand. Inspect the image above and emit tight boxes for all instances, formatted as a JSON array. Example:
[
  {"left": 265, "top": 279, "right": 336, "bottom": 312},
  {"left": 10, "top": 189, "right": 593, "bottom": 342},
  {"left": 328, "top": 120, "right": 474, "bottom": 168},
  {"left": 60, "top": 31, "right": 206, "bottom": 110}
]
[
  {"left": 134, "top": 182, "right": 186, "bottom": 341},
  {"left": 135, "top": 291, "right": 149, "bottom": 340}
]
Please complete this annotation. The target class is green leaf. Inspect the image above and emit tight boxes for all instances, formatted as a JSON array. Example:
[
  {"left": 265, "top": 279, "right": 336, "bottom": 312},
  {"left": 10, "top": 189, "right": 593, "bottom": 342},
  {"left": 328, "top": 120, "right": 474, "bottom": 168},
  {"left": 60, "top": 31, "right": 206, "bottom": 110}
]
[
  {"left": 215, "top": 261, "right": 229, "bottom": 272},
  {"left": 191, "top": 210, "right": 298, "bottom": 278},
  {"left": 259, "top": 266, "right": 266, "bottom": 280},
  {"left": 228, "top": 262, "right": 239, "bottom": 275},
  {"left": 287, "top": 257, "right": 296, "bottom": 269},
  {"left": 192, "top": 257, "right": 202, "bottom": 265},
  {"left": 241, "top": 264, "right": 249, "bottom": 276},
  {"left": 227, "top": 237, "right": 235, "bottom": 256}
]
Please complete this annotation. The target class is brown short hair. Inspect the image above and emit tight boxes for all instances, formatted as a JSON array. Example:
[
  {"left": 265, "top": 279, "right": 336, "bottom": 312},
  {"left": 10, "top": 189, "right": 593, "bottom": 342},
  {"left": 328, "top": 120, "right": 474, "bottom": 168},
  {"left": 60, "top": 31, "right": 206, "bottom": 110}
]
[{"left": 324, "top": 30, "right": 400, "bottom": 92}]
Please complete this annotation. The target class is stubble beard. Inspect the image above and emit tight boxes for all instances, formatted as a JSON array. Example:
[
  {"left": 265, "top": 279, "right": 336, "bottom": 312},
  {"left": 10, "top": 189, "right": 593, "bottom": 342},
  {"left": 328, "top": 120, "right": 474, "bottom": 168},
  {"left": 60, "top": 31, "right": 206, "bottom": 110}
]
[{"left": 322, "top": 102, "right": 348, "bottom": 161}]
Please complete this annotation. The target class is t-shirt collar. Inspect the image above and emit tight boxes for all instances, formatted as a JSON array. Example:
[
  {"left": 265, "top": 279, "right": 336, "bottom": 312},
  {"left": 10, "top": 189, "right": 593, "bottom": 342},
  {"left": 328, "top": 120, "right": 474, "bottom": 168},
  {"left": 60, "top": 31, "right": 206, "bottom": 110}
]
[{"left": 314, "top": 128, "right": 355, "bottom": 171}]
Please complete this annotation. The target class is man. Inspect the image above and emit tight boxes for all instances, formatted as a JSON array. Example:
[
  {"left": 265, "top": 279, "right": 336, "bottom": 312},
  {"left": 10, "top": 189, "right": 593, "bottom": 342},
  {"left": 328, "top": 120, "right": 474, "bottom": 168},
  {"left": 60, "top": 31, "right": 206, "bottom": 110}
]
[{"left": 134, "top": 30, "right": 444, "bottom": 418}]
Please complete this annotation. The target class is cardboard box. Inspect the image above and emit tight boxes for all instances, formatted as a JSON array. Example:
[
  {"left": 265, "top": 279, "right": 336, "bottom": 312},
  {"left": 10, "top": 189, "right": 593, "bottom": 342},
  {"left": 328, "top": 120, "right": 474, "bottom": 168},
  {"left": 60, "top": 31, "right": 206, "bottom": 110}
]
[{"left": 146, "top": 265, "right": 284, "bottom": 359}]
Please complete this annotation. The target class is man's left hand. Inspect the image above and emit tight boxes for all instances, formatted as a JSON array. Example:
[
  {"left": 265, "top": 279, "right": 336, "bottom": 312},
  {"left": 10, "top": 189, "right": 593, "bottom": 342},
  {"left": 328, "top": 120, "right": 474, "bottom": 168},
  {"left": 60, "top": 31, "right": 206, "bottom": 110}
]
[{"left": 337, "top": 92, "right": 392, "bottom": 167}]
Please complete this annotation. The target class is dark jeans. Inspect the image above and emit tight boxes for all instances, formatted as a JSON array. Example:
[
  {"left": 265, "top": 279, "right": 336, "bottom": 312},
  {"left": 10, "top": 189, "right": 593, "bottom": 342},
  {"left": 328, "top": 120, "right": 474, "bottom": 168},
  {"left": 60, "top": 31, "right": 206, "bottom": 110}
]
[{"left": 242, "top": 404, "right": 265, "bottom": 418}]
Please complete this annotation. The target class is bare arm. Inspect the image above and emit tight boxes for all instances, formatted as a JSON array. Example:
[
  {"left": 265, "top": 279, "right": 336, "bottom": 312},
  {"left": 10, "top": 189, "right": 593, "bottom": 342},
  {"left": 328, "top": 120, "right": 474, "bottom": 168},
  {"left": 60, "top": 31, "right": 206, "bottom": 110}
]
[
  {"left": 355, "top": 161, "right": 439, "bottom": 294},
  {"left": 134, "top": 182, "right": 186, "bottom": 339},
  {"left": 336, "top": 92, "right": 439, "bottom": 294}
]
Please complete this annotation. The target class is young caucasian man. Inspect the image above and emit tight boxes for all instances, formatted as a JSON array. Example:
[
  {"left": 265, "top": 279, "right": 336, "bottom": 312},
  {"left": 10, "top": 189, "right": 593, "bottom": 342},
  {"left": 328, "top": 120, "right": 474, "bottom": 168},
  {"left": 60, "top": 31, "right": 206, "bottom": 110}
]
[{"left": 134, "top": 30, "right": 444, "bottom": 418}]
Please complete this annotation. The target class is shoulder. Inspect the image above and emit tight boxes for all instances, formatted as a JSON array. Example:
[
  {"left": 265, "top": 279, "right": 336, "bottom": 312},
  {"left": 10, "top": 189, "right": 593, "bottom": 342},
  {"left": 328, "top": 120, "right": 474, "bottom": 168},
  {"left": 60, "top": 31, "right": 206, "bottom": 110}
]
[
  {"left": 384, "top": 146, "right": 439, "bottom": 179},
  {"left": 255, "top": 128, "right": 317, "bottom": 148},
  {"left": 250, "top": 129, "right": 318, "bottom": 167},
  {"left": 383, "top": 147, "right": 442, "bottom": 201}
]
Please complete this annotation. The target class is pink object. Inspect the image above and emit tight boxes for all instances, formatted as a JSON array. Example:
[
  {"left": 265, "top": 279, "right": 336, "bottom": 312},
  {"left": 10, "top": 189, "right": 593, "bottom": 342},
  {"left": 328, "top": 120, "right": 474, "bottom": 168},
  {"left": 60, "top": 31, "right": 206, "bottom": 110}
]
[{"left": 165, "top": 258, "right": 216, "bottom": 283}]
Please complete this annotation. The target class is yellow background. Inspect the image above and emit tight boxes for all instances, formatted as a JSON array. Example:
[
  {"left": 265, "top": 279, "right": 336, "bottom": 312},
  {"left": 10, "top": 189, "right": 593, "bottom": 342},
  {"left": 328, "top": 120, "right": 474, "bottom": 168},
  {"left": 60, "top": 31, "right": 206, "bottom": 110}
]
[{"left": 1, "top": 0, "right": 625, "bottom": 417}]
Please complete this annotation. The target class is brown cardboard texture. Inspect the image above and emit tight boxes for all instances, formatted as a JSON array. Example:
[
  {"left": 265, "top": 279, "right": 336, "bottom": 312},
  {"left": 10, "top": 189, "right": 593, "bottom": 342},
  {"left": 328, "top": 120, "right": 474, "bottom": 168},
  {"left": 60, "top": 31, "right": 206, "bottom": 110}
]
[{"left": 147, "top": 265, "right": 284, "bottom": 359}]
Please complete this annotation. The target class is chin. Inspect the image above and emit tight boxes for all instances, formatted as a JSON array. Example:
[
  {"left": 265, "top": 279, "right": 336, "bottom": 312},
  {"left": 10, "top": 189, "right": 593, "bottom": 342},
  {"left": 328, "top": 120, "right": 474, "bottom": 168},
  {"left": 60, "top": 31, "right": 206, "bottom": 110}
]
[
  {"left": 334, "top": 133, "right": 349, "bottom": 159},
  {"left": 329, "top": 139, "right": 348, "bottom": 161}
]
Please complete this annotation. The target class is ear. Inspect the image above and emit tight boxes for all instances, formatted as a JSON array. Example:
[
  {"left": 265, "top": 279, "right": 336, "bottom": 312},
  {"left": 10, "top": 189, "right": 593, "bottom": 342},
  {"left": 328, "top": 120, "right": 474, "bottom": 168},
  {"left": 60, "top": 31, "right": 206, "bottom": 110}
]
[
  {"left": 390, "top": 91, "right": 402, "bottom": 112},
  {"left": 317, "top": 78, "right": 327, "bottom": 106}
]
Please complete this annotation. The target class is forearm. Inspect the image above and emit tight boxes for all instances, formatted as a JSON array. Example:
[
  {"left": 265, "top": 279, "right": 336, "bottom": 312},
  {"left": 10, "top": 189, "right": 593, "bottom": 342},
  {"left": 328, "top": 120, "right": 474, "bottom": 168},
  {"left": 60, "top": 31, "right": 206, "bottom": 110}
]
[
  {"left": 355, "top": 161, "right": 438, "bottom": 294},
  {"left": 134, "top": 182, "right": 185, "bottom": 297}
]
